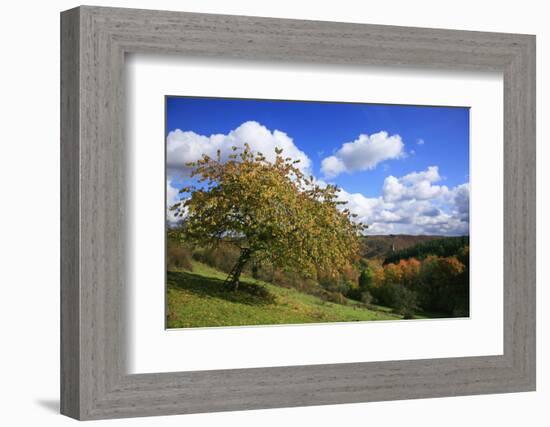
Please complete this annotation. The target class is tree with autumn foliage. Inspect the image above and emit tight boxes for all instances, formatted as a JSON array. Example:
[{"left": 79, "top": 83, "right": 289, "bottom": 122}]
[
  {"left": 398, "top": 258, "right": 421, "bottom": 287},
  {"left": 364, "top": 252, "right": 468, "bottom": 317},
  {"left": 170, "top": 144, "right": 364, "bottom": 290},
  {"left": 417, "top": 255, "right": 468, "bottom": 315}
]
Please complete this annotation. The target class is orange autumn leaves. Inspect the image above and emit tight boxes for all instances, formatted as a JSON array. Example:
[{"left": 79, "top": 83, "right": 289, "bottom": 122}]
[
  {"left": 370, "top": 255, "right": 466, "bottom": 289},
  {"left": 365, "top": 249, "right": 469, "bottom": 316}
]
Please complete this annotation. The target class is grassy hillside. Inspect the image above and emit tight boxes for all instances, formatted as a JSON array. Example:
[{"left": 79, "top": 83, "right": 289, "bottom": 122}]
[
  {"left": 360, "top": 234, "right": 445, "bottom": 259},
  {"left": 167, "top": 261, "right": 402, "bottom": 328}
]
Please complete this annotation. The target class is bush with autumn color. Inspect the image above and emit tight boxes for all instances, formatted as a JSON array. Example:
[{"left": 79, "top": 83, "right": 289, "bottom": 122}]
[
  {"left": 415, "top": 253, "right": 469, "bottom": 316},
  {"left": 362, "top": 250, "right": 469, "bottom": 317},
  {"left": 166, "top": 243, "right": 194, "bottom": 271}
]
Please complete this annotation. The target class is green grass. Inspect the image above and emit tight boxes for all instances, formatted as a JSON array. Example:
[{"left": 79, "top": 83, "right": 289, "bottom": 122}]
[{"left": 166, "top": 261, "right": 403, "bottom": 328}]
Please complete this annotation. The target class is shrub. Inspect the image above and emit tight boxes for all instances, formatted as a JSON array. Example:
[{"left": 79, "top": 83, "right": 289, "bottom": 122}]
[
  {"left": 391, "top": 285, "right": 417, "bottom": 316},
  {"left": 192, "top": 243, "right": 241, "bottom": 273},
  {"left": 375, "top": 253, "right": 469, "bottom": 317},
  {"left": 345, "top": 284, "right": 374, "bottom": 304},
  {"left": 370, "top": 282, "right": 417, "bottom": 316},
  {"left": 345, "top": 287, "right": 362, "bottom": 302},
  {"left": 318, "top": 289, "right": 348, "bottom": 305},
  {"left": 360, "top": 291, "right": 373, "bottom": 305},
  {"left": 167, "top": 245, "right": 193, "bottom": 271},
  {"left": 250, "top": 264, "right": 275, "bottom": 283},
  {"left": 403, "top": 311, "right": 415, "bottom": 320},
  {"left": 318, "top": 275, "right": 355, "bottom": 296},
  {"left": 415, "top": 255, "right": 468, "bottom": 315},
  {"left": 358, "top": 266, "right": 374, "bottom": 291},
  {"left": 271, "top": 269, "right": 292, "bottom": 288}
]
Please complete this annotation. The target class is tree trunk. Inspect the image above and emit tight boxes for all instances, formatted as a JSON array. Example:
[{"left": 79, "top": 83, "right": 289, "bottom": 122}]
[{"left": 225, "top": 248, "right": 252, "bottom": 291}]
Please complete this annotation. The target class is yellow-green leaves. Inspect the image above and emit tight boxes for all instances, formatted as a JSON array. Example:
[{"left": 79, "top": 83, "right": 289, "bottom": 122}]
[{"left": 172, "top": 144, "right": 365, "bottom": 281}]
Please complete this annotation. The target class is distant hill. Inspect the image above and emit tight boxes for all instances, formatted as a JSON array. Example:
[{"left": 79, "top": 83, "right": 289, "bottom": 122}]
[{"left": 360, "top": 235, "right": 446, "bottom": 260}]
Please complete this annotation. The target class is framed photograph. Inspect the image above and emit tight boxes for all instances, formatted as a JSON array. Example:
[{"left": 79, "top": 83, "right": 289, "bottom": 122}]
[
  {"left": 61, "top": 6, "right": 536, "bottom": 420},
  {"left": 164, "top": 96, "right": 471, "bottom": 329}
]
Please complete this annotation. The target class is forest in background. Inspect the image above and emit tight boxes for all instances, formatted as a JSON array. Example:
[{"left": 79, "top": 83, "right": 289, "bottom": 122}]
[{"left": 166, "top": 234, "right": 469, "bottom": 327}]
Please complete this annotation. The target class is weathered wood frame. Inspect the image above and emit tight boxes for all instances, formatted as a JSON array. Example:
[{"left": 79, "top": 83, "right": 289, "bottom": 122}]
[{"left": 60, "top": 5, "right": 536, "bottom": 420}]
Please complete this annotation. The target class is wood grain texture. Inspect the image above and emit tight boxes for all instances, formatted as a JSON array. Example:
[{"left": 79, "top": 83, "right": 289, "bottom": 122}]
[
  {"left": 60, "top": 6, "right": 536, "bottom": 420},
  {"left": 60, "top": 7, "right": 80, "bottom": 419}
]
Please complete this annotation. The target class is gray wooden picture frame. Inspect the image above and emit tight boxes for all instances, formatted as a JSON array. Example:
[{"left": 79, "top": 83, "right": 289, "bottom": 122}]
[{"left": 60, "top": 5, "right": 536, "bottom": 421}]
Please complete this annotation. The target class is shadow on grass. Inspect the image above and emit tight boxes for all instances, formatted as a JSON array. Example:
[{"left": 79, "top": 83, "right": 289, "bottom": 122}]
[{"left": 167, "top": 270, "right": 276, "bottom": 306}]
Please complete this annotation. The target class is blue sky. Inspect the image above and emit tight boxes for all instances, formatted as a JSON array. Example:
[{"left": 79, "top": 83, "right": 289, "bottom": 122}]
[{"left": 165, "top": 96, "right": 470, "bottom": 236}]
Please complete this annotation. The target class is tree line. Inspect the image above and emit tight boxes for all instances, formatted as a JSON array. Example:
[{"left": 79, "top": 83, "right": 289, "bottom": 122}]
[
  {"left": 354, "top": 244, "right": 469, "bottom": 318},
  {"left": 383, "top": 236, "right": 469, "bottom": 265}
]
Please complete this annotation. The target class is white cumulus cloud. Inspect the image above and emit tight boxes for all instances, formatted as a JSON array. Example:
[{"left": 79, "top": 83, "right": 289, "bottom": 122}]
[
  {"left": 336, "top": 166, "right": 469, "bottom": 236},
  {"left": 166, "top": 180, "right": 179, "bottom": 207},
  {"left": 166, "top": 180, "right": 186, "bottom": 225},
  {"left": 452, "top": 183, "right": 470, "bottom": 221},
  {"left": 166, "top": 121, "right": 312, "bottom": 178},
  {"left": 382, "top": 166, "right": 449, "bottom": 202},
  {"left": 321, "top": 131, "right": 405, "bottom": 178}
]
